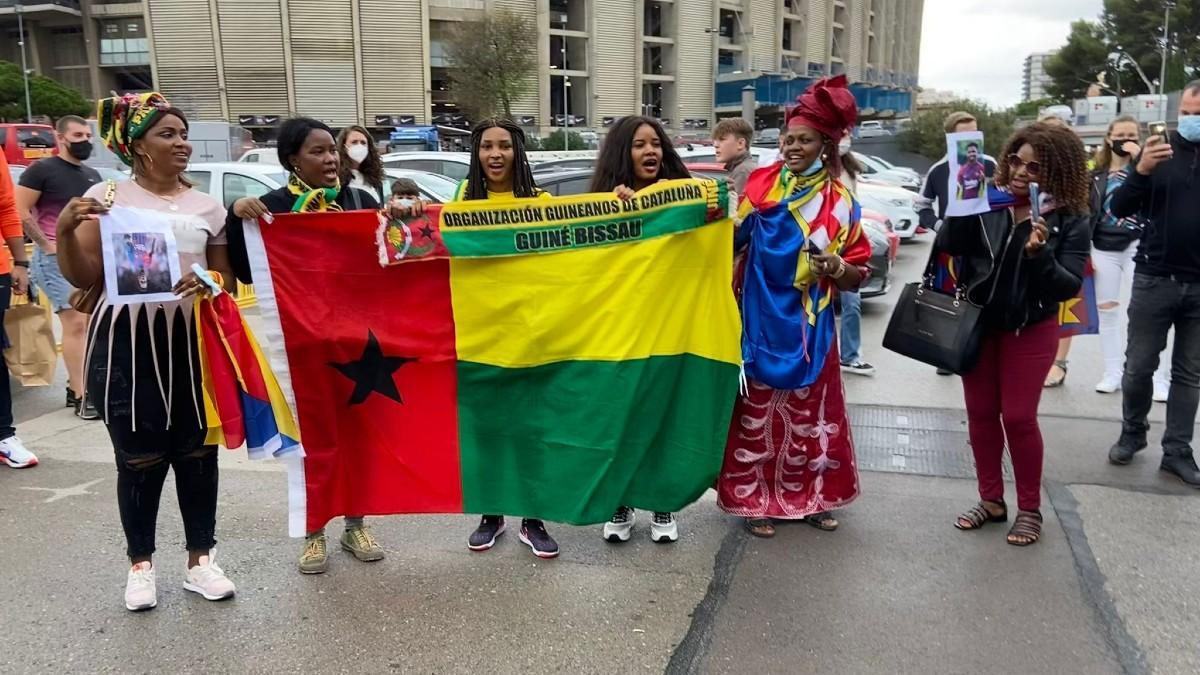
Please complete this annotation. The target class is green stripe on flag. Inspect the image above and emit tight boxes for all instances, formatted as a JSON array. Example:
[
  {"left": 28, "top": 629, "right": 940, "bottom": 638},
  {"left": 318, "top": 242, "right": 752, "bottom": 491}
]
[{"left": 456, "top": 355, "right": 739, "bottom": 523}]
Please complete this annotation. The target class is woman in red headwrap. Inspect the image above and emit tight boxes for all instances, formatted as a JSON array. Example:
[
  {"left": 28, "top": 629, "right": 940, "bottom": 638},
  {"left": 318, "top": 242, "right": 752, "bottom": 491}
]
[{"left": 717, "top": 76, "right": 871, "bottom": 538}]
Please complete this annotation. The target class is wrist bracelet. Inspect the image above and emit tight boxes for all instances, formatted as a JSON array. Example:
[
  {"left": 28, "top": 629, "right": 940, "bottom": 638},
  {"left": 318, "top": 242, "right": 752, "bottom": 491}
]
[
  {"left": 832, "top": 260, "right": 847, "bottom": 279},
  {"left": 13, "top": 260, "right": 29, "bottom": 268}
]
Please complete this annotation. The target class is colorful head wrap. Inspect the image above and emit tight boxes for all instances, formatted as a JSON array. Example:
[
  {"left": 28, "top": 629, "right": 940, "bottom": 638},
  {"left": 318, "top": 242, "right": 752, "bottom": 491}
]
[
  {"left": 785, "top": 75, "right": 858, "bottom": 142},
  {"left": 97, "top": 92, "right": 172, "bottom": 167}
]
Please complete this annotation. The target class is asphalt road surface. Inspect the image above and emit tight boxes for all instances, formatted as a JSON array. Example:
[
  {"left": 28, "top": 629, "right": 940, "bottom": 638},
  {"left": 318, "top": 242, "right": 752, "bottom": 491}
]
[{"left": 2, "top": 233, "right": 1195, "bottom": 674}]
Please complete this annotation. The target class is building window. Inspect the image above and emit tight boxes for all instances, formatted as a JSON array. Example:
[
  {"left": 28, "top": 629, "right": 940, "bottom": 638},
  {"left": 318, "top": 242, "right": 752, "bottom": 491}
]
[{"left": 100, "top": 19, "right": 150, "bottom": 66}]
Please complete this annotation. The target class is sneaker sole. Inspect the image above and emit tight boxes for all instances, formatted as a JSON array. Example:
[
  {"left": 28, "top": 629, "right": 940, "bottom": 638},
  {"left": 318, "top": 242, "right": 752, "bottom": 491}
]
[
  {"left": 602, "top": 525, "right": 633, "bottom": 543},
  {"left": 298, "top": 562, "right": 329, "bottom": 574},
  {"left": 467, "top": 522, "right": 506, "bottom": 551},
  {"left": 341, "top": 542, "right": 385, "bottom": 562},
  {"left": 125, "top": 599, "right": 157, "bottom": 612},
  {"left": 651, "top": 528, "right": 679, "bottom": 543},
  {"left": 183, "top": 582, "right": 235, "bottom": 601},
  {"left": 1, "top": 457, "right": 37, "bottom": 469},
  {"left": 518, "top": 531, "right": 560, "bottom": 559}
]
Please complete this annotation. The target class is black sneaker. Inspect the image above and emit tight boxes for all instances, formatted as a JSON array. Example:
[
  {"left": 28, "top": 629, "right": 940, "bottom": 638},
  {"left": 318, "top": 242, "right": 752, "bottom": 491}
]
[
  {"left": 936, "top": 368, "right": 953, "bottom": 376},
  {"left": 1160, "top": 454, "right": 1200, "bottom": 488},
  {"left": 840, "top": 361, "right": 876, "bottom": 377},
  {"left": 1108, "top": 435, "right": 1147, "bottom": 466},
  {"left": 76, "top": 397, "right": 100, "bottom": 421},
  {"left": 467, "top": 515, "right": 505, "bottom": 551},
  {"left": 66, "top": 387, "right": 79, "bottom": 409},
  {"left": 519, "top": 519, "right": 559, "bottom": 559}
]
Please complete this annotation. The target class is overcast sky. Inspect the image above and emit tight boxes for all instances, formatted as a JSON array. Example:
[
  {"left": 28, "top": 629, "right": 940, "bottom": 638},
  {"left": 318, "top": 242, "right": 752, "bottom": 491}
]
[{"left": 919, "top": 0, "right": 1104, "bottom": 108}]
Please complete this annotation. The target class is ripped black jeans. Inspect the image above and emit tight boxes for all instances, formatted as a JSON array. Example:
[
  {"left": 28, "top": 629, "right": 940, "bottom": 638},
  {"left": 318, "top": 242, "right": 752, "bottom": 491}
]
[
  {"left": 109, "top": 421, "right": 219, "bottom": 559},
  {"left": 88, "top": 303, "right": 220, "bottom": 559}
]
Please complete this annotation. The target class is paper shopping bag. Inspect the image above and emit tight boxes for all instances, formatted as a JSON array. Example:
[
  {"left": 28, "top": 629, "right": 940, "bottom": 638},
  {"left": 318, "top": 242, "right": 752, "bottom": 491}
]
[{"left": 4, "top": 295, "right": 58, "bottom": 387}]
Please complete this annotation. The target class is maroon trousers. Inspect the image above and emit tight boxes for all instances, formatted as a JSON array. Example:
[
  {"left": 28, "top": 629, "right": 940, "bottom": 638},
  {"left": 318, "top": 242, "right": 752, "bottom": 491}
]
[{"left": 961, "top": 317, "right": 1059, "bottom": 512}]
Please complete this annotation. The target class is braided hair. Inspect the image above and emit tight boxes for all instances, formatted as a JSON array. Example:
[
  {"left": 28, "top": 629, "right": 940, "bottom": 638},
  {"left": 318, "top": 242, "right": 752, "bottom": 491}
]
[
  {"left": 994, "top": 122, "right": 1091, "bottom": 214},
  {"left": 463, "top": 118, "right": 538, "bottom": 200}
]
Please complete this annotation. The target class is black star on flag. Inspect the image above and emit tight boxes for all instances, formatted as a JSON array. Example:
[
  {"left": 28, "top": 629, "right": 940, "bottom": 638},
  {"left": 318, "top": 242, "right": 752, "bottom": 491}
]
[
  {"left": 419, "top": 224, "right": 436, "bottom": 240},
  {"left": 329, "top": 330, "right": 415, "bottom": 405}
]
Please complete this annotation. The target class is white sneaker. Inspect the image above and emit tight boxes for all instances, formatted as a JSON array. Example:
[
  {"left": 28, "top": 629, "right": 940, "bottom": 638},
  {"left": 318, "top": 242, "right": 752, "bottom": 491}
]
[
  {"left": 125, "top": 562, "right": 157, "bottom": 611},
  {"left": 1154, "top": 380, "right": 1170, "bottom": 403},
  {"left": 602, "top": 506, "right": 635, "bottom": 543},
  {"left": 1095, "top": 375, "right": 1121, "bottom": 394},
  {"left": 0, "top": 436, "right": 37, "bottom": 468},
  {"left": 650, "top": 512, "right": 679, "bottom": 543},
  {"left": 183, "top": 552, "right": 236, "bottom": 601}
]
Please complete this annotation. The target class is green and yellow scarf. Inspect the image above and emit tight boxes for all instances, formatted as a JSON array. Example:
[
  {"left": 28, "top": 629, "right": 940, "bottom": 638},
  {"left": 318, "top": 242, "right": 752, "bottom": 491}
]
[{"left": 288, "top": 173, "right": 342, "bottom": 213}]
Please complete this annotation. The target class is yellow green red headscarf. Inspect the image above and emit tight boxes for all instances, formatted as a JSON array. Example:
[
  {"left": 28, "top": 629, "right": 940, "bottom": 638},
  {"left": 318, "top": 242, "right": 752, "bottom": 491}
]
[{"left": 97, "top": 92, "right": 172, "bottom": 167}]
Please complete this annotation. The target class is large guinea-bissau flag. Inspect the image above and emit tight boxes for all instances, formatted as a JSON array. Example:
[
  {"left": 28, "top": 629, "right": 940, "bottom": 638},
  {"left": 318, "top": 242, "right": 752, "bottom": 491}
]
[{"left": 245, "top": 179, "right": 741, "bottom": 535}]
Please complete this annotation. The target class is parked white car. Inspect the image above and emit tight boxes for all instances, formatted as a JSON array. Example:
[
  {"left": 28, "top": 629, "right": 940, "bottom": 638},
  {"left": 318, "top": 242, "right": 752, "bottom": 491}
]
[
  {"left": 852, "top": 151, "right": 921, "bottom": 191},
  {"left": 857, "top": 121, "right": 892, "bottom": 138},
  {"left": 857, "top": 182, "right": 920, "bottom": 240},
  {"left": 237, "top": 148, "right": 280, "bottom": 165},
  {"left": 185, "top": 163, "right": 458, "bottom": 208},
  {"left": 380, "top": 151, "right": 471, "bottom": 181}
]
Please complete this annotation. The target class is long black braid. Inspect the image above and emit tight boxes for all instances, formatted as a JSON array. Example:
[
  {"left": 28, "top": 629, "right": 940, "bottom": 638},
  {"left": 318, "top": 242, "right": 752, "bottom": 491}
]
[{"left": 463, "top": 118, "right": 539, "bottom": 200}]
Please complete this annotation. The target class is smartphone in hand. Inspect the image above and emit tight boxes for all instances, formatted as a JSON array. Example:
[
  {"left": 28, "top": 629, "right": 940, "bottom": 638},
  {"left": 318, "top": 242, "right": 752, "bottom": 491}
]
[
  {"left": 1149, "top": 121, "right": 1169, "bottom": 144},
  {"left": 1028, "top": 182, "right": 1041, "bottom": 216}
]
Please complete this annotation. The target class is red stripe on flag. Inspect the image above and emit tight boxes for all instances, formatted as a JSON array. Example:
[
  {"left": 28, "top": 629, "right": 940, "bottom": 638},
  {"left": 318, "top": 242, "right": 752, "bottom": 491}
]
[
  {"left": 198, "top": 300, "right": 246, "bottom": 449},
  {"left": 261, "top": 211, "right": 461, "bottom": 532}
]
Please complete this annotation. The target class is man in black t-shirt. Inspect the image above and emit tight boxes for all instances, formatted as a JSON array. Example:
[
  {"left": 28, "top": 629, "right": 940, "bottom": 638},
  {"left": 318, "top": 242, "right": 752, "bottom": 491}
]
[{"left": 14, "top": 115, "right": 102, "bottom": 419}]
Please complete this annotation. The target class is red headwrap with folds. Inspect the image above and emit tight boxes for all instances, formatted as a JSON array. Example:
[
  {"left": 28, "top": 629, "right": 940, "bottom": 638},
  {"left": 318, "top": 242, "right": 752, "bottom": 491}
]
[{"left": 785, "top": 75, "right": 858, "bottom": 141}]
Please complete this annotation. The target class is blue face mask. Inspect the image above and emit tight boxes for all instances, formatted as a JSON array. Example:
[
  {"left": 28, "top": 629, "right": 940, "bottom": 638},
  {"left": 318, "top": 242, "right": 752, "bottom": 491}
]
[
  {"left": 802, "top": 157, "right": 824, "bottom": 176},
  {"left": 1178, "top": 115, "right": 1200, "bottom": 143}
]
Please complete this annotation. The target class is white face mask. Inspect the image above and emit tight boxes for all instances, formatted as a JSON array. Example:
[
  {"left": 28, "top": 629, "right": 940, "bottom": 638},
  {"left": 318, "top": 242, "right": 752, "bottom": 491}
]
[
  {"left": 347, "top": 144, "right": 370, "bottom": 164},
  {"left": 838, "top": 137, "right": 852, "bottom": 156}
]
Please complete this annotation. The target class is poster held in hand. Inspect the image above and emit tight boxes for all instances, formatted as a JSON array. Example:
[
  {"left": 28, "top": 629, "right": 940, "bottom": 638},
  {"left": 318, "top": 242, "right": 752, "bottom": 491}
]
[
  {"left": 945, "top": 131, "right": 991, "bottom": 217},
  {"left": 100, "top": 206, "right": 182, "bottom": 306}
]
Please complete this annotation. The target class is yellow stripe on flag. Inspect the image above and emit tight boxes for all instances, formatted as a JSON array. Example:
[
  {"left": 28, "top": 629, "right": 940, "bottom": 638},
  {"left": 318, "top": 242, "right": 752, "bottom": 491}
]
[{"left": 450, "top": 219, "right": 740, "bottom": 368}]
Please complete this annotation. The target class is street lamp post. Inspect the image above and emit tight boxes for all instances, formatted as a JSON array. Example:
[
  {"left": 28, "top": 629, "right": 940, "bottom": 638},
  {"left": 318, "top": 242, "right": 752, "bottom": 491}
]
[
  {"left": 16, "top": 0, "right": 33, "bottom": 123},
  {"left": 1159, "top": 1, "right": 1175, "bottom": 96},
  {"left": 563, "top": 76, "right": 571, "bottom": 151}
]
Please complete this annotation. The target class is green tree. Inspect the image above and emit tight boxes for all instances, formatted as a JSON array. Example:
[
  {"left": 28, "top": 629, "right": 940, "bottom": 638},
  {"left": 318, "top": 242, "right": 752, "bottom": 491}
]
[
  {"left": 1044, "top": 20, "right": 1111, "bottom": 101},
  {"left": 1103, "top": 0, "right": 1198, "bottom": 93},
  {"left": 899, "top": 100, "right": 1015, "bottom": 161},
  {"left": 444, "top": 9, "right": 537, "bottom": 120},
  {"left": 1011, "top": 98, "right": 1059, "bottom": 118},
  {"left": 532, "top": 129, "right": 587, "bottom": 151},
  {"left": 1045, "top": 2, "right": 1199, "bottom": 100},
  {"left": 0, "top": 60, "right": 90, "bottom": 121}
]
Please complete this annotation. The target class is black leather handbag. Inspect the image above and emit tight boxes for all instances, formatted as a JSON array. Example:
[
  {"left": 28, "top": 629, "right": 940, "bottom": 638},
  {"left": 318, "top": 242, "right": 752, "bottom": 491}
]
[{"left": 883, "top": 249, "right": 985, "bottom": 375}]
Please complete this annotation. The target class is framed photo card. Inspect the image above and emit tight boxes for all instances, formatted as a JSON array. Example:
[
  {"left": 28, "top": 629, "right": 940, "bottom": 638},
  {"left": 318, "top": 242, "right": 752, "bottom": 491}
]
[
  {"left": 100, "top": 206, "right": 183, "bottom": 306},
  {"left": 945, "top": 130, "right": 991, "bottom": 217}
]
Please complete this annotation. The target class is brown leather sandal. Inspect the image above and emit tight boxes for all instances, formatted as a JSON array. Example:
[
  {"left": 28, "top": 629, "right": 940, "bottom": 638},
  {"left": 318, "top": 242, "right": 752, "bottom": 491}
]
[
  {"left": 803, "top": 511, "right": 839, "bottom": 531},
  {"left": 1007, "top": 510, "right": 1043, "bottom": 546},
  {"left": 744, "top": 518, "right": 776, "bottom": 538},
  {"left": 954, "top": 500, "right": 1008, "bottom": 530}
]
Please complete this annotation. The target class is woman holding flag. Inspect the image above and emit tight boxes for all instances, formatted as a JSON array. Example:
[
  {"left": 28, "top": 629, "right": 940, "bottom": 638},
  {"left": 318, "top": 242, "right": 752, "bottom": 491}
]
[
  {"left": 589, "top": 115, "right": 693, "bottom": 545},
  {"left": 227, "top": 117, "right": 397, "bottom": 575},
  {"left": 452, "top": 117, "right": 562, "bottom": 560},
  {"left": 940, "top": 122, "right": 1091, "bottom": 546},
  {"left": 55, "top": 93, "right": 238, "bottom": 611},
  {"left": 716, "top": 76, "right": 869, "bottom": 539}
]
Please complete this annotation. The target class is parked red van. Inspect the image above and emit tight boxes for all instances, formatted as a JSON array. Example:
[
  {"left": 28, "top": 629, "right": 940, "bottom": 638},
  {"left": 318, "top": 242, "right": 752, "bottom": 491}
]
[{"left": 0, "top": 124, "right": 58, "bottom": 167}]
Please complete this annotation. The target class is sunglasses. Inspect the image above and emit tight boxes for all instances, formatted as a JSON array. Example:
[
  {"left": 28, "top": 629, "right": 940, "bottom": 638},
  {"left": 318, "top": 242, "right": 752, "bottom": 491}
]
[{"left": 1007, "top": 154, "right": 1042, "bottom": 176}]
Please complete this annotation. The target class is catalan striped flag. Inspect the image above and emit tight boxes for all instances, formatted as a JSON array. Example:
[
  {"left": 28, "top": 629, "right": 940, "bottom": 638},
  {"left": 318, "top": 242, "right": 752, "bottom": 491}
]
[{"left": 196, "top": 291, "right": 302, "bottom": 459}]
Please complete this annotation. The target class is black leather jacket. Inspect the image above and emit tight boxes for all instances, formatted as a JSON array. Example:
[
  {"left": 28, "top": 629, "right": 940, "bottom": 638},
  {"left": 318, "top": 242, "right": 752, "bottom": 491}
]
[
  {"left": 936, "top": 208, "right": 1091, "bottom": 332},
  {"left": 1090, "top": 168, "right": 1144, "bottom": 252}
]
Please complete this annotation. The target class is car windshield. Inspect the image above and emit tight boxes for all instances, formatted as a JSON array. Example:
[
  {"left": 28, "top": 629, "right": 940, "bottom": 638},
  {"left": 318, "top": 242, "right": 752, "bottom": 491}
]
[
  {"left": 854, "top": 153, "right": 889, "bottom": 173},
  {"left": 872, "top": 156, "right": 897, "bottom": 169},
  {"left": 412, "top": 172, "right": 457, "bottom": 202}
]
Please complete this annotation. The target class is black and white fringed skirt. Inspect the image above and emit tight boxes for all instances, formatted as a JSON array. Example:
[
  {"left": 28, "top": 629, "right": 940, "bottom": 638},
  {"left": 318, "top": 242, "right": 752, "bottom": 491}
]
[{"left": 84, "top": 297, "right": 208, "bottom": 452}]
